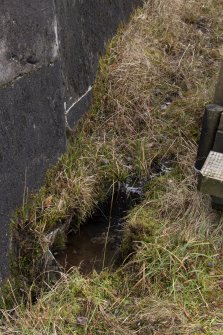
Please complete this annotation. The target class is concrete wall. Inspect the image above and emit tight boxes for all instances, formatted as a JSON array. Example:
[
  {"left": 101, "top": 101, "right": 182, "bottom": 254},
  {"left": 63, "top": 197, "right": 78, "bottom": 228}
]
[{"left": 0, "top": 0, "right": 142, "bottom": 280}]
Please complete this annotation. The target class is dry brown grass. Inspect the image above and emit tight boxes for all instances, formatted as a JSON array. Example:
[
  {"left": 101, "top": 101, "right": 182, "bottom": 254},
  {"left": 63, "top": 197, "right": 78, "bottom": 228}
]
[{"left": 1, "top": 0, "right": 223, "bottom": 333}]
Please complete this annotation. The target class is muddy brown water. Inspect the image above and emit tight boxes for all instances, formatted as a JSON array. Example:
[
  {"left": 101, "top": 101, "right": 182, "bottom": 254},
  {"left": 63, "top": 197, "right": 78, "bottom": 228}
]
[
  {"left": 54, "top": 191, "right": 134, "bottom": 275},
  {"left": 54, "top": 166, "right": 173, "bottom": 275}
]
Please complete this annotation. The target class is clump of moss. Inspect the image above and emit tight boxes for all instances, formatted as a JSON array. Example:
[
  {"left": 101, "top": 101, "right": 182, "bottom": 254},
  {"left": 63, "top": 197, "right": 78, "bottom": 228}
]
[{"left": 122, "top": 206, "right": 160, "bottom": 255}]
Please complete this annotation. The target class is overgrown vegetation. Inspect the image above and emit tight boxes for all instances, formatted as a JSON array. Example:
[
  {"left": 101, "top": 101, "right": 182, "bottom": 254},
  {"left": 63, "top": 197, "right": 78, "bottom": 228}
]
[{"left": 1, "top": 0, "right": 223, "bottom": 333}]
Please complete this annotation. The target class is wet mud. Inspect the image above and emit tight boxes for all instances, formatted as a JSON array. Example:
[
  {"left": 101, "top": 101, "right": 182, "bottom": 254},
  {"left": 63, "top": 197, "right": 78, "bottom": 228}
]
[{"left": 55, "top": 189, "right": 136, "bottom": 274}]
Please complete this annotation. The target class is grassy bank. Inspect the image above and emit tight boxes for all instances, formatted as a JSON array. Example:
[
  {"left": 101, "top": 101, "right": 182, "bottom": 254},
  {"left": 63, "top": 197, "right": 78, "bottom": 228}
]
[{"left": 1, "top": 0, "right": 223, "bottom": 333}]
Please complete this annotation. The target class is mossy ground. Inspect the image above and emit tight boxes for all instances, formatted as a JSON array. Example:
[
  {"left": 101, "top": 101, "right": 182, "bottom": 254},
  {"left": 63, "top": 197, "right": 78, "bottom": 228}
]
[{"left": 1, "top": 0, "right": 223, "bottom": 333}]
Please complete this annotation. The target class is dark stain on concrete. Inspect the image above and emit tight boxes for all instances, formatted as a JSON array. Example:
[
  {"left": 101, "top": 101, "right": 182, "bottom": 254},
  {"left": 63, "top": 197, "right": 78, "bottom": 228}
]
[{"left": 0, "top": 63, "right": 66, "bottom": 280}]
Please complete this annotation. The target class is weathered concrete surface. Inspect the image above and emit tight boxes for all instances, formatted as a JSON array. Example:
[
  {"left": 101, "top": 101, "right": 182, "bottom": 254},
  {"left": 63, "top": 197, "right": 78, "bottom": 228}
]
[
  {"left": 214, "top": 62, "right": 223, "bottom": 106},
  {"left": 0, "top": 0, "right": 141, "bottom": 280},
  {"left": 213, "top": 130, "right": 223, "bottom": 153},
  {"left": 200, "top": 176, "right": 223, "bottom": 198},
  {"left": 0, "top": 0, "right": 59, "bottom": 86},
  {"left": 0, "top": 63, "right": 66, "bottom": 280},
  {"left": 195, "top": 104, "right": 223, "bottom": 170},
  {"left": 66, "top": 89, "right": 93, "bottom": 128},
  {"left": 56, "top": 0, "right": 143, "bottom": 127}
]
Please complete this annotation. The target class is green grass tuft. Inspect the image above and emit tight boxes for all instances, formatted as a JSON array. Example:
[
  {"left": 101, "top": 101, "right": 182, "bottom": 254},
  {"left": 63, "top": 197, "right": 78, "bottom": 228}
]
[{"left": 1, "top": 0, "right": 223, "bottom": 333}]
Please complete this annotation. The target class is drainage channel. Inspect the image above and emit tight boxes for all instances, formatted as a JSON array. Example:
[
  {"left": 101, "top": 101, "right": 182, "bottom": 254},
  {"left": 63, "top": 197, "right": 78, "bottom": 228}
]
[
  {"left": 54, "top": 188, "right": 139, "bottom": 275},
  {"left": 53, "top": 158, "right": 174, "bottom": 275}
]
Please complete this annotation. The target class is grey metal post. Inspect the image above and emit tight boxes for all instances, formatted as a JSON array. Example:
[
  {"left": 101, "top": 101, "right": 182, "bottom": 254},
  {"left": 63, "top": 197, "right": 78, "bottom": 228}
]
[
  {"left": 214, "top": 61, "right": 223, "bottom": 106},
  {"left": 212, "top": 61, "right": 223, "bottom": 209}
]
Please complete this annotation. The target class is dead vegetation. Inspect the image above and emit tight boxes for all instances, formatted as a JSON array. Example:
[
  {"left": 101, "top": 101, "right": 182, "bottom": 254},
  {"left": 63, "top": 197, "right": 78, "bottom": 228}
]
[{"left": 1, "top": 0, "right": 223, "bottom": 333}]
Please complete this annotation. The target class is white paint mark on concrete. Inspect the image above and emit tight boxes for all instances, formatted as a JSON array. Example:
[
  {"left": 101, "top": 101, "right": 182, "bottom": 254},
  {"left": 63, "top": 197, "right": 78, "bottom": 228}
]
[
  {"left": 64, "top": 85, "right": 92, "bottom": 115},
  {"left": 52, "top": 16, "right": 59, "bottom": 59},
  {"left": 64, "top": 113, "right": 70, "bottom": 130},
  {"left": 0, "top": 39, "right": 14, "bottom": 84}
]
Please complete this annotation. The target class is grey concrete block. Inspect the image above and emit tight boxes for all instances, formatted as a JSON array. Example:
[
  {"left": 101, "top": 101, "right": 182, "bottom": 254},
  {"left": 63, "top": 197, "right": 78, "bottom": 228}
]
[
  {"left": 56, "top": 0, "right": 143, "bottom": 128},
  {"left": 211, "top": 196, "right": 223, "bottom": 210},
  {"left": 213, "top": 130, "right": 223, "bottom": 153},
  {"left": 66, "top": 89, "right": 93, "bottom": 129},
  {"left": 199, "top": 151, "right": 223, "bottom": 197},
  {"left": 200, "top": 176, "right": 223, "bottom": 198},
  {"left": 0, "top": 63, "right": 66, "bottom": 280},
  {"left": 195, "top": 104, "right": 223, "bottom": 170},
  {"left": 217, "top": 113, "right": 223, "bottom": 131},
  {"left": 0, "top": 0, "right": 59, "bottom": 86},
  {"left": 214, "top": 62, "right": 223, "bottom": 106}
]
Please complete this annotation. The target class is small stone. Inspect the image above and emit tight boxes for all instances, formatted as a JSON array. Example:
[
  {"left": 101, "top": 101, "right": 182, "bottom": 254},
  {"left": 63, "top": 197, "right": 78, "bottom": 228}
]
[
  {"left": 76, "top": 316, "right": 88, "bottom": 326},
  {"left": 207, "top": 262, "right": 214, "bottom": 267},
  {"left": 101, "top": 158, "right": 109, "bottom": 165}
]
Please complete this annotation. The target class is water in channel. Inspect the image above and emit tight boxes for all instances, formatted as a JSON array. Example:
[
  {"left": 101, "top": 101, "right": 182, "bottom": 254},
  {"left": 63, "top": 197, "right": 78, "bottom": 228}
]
[{"left": 54, "top": 189, "right": 138, "bottom": 275}]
